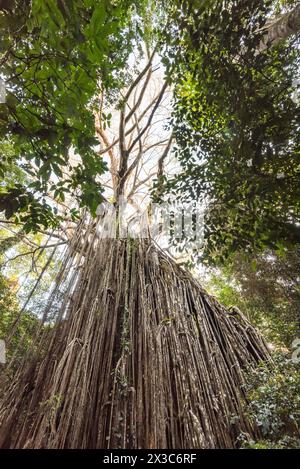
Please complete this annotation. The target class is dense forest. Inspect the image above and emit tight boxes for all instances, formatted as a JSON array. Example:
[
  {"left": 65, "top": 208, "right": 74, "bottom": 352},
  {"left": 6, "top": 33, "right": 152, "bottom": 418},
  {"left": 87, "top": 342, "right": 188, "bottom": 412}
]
[{"left": 0, "top": 0, "right": 299, "bottom": 451}]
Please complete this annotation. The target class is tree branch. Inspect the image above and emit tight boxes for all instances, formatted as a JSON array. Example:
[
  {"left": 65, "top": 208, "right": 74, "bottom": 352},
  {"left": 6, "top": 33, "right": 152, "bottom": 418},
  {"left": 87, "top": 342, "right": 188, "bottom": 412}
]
[{"left": 127, "top": 82, "right": 168, "bottom": 156}]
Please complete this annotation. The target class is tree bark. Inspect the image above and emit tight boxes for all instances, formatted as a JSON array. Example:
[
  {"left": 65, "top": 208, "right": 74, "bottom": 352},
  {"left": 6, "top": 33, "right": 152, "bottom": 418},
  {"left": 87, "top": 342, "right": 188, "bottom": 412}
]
[
  {"left": 259, "top": 4, "right": 300, "bottom": 51},
  {"left": 0, "top": 228, "right": 270, "bottom": 449}
]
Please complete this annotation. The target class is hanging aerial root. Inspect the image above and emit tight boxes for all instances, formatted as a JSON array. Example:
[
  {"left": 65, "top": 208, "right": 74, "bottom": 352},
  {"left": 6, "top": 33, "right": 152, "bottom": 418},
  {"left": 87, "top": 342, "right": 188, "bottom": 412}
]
[{"left": 0, "top": 228, "right": 270, "bottom": 448}]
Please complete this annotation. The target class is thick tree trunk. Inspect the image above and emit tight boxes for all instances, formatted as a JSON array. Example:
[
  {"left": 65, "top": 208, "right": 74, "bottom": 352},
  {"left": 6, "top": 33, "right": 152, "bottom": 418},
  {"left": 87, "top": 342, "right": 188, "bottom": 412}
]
[{"left": 0, "top": 221, "right": 270, "bottom": 448}]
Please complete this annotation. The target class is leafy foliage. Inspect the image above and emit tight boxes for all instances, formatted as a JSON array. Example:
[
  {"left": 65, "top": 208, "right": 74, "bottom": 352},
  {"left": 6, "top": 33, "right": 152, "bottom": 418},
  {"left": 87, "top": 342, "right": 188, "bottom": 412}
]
[
  {"left": 0, "top": 271, "right": 39, "bottom": 365},
  {"left": 0, "top": 0, "right": 146, "bottom": 230},
  {"left": 159, "top": 0, "right": 300, "bottom": 264},
  {"left": 0, "top": 140, "right": 60, "bottom": 231},
  {"left": 240, "top": 354, "right": 300, "bottom": 448},
  {"left": 205, "top": 247, "right": 300, "bottom": 346}
]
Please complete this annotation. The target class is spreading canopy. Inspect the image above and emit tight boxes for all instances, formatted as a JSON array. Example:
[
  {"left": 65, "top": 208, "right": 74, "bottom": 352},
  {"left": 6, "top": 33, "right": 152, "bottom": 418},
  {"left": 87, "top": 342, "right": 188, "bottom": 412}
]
[{"left": 157, "top": 0, "right": 300, "bottom": 264}]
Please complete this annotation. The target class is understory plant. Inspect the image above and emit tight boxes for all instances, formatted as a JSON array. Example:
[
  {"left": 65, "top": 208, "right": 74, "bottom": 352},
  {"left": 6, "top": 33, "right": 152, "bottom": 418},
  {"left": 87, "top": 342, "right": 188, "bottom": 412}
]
[{"left": 240, "top": 354, "right": 300, "bottom": 448}]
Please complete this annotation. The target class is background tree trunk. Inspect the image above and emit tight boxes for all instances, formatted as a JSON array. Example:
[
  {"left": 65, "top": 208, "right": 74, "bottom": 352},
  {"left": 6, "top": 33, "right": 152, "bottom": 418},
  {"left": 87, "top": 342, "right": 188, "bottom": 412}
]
[{"left": 259, "top": 4, "right": 300, "bottom": 50}]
